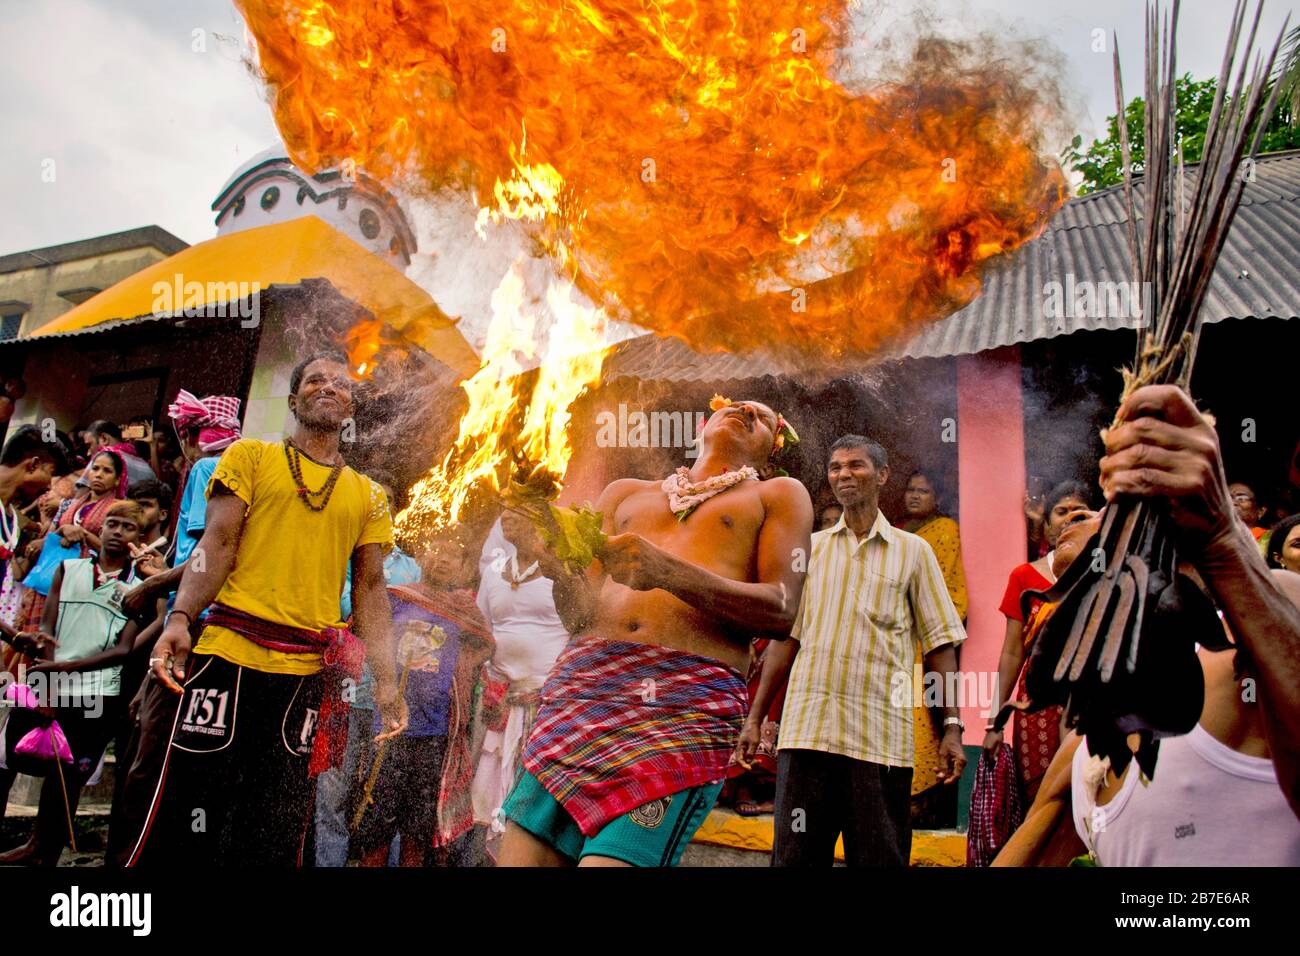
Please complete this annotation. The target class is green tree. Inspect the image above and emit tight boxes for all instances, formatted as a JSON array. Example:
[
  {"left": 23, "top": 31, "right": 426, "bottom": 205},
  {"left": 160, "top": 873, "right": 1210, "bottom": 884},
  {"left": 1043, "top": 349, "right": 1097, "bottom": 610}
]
[
  {"left": 1275, "top": 25, "right": 1300, "bottom": 127},
  {"left": 1064, "top": 72, "right": 1300, "bottom": 195}
]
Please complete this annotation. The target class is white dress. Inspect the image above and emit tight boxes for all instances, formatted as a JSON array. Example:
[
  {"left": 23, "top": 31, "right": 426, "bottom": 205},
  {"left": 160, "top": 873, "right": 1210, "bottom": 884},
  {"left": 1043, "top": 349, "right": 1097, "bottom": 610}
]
[
  {"left": 470, "top": 537, "right": 570, "bottom": 828},
  {"left": 0, "top": 562, "right": 25, "bottom": 629}
]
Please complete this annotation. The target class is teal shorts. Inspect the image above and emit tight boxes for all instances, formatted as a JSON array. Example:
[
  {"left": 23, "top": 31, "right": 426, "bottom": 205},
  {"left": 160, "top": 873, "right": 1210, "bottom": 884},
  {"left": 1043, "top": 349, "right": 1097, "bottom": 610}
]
[{"left": 501, "top": 770, "right": 723, "bottom": 867}]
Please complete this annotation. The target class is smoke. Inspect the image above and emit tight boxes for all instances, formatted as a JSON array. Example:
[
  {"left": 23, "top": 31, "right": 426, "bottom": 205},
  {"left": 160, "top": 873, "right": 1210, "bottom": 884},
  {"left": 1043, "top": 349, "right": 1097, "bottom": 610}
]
[
  {"left": 401, "top": 187, "right": 644, "bottom": 358},
  {"left": 843, "top": 0, "right": 1080, "bottom": 139},
  {"left": 1020, "top": 342, "right": 1114, "bottom": 495}
]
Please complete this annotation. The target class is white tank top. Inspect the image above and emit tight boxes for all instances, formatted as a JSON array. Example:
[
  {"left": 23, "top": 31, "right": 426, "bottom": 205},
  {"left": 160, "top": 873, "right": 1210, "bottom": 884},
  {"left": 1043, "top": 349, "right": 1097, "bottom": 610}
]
[{"left": 1071, "top": 725, "right": 1300, "bottom": 866}]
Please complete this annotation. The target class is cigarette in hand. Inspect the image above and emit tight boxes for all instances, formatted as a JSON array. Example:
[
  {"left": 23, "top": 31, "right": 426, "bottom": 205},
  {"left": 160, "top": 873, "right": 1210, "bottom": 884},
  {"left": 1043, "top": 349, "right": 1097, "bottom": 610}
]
[{"left": 132, "top": 537, "right": 168, "bottom": 561}]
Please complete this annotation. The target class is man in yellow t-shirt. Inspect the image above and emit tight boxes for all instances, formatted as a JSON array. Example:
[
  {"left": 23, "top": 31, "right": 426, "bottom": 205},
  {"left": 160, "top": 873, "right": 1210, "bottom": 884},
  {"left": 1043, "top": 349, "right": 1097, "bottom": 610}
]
[{"left": 128, "top": 352, "right": 408, "bottom": 867}]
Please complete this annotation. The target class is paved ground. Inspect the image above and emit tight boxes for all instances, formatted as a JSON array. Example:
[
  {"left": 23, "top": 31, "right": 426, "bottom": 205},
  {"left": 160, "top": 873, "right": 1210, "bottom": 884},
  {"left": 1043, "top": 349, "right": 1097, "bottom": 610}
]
[
  {"left": 1, "top": 802, "right": 111, "bottom": 867},
  {"left": 3, "top": 792, "right": 966, "bottom": 867}
]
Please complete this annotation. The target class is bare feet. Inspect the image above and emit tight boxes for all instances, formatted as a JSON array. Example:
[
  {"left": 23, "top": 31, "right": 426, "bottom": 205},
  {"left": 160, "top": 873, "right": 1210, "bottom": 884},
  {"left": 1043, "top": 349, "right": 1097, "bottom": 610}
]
[{"left": 0, "top": 836, "right": 41, "bottom": 866}]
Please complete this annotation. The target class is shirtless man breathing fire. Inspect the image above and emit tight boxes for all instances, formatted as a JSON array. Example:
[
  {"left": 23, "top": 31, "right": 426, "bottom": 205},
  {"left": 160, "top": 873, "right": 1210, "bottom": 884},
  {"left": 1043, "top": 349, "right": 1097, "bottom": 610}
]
[{"left": 498, "top": 398, "right": 812, "bottom": 867}]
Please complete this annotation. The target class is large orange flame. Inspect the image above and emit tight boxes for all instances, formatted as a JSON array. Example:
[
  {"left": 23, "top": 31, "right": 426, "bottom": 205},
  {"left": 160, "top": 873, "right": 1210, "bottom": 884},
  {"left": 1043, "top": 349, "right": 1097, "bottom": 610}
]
[
  {"left": 234, "top": 0, "right": 1067, "bottom": 531},
  {"left": 398, "top": 263, "right": 610, "bottom": 537},
  {"left": 236, "top": 0, "right": 1064, "bottom": 356}
]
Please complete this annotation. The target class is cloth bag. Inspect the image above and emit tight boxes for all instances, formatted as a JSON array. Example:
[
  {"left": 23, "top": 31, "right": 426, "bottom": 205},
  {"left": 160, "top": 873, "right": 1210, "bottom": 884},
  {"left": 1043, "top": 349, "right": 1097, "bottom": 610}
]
[
  {"left": 1, "top": 682, "right": 74, "bottom": 774},
  {"left": 966, "top": 742, "right": 1024, "bottom": 867},
  {"left": 23, "top": 534, "right": 79, "bottom": 596}
]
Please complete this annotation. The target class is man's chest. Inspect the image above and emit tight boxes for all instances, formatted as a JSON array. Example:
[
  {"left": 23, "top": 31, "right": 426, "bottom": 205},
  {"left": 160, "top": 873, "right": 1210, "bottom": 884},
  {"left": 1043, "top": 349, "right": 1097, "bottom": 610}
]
[
  {"left": 248, "top": 460, "right": 363, "bottom": 533},
  {"left": 806, "top": 540, "right": 917, "bottom": 635},
  {"left": 614, "top": 485, "right": 766, "bottom": 552}
]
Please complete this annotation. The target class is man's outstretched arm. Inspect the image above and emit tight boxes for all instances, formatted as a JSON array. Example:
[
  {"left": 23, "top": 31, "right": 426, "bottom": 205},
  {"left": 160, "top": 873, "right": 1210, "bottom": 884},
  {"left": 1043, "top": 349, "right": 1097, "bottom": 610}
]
[
  {"left": 992, "top": 733, "right": 1087, "bottom": 867},
  {"left": 351, "top": 543, "right": 407, "bottom": 740},
  {"left": 121, "top": 561, "right": 188, "bottom": 618},
  {"left": 150, "top": 491, "right": 245, "bottom": 691}
]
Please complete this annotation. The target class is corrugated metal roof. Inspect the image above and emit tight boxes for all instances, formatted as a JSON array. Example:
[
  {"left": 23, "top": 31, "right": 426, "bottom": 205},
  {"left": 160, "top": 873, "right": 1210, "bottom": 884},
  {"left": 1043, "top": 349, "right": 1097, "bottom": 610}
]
[
  {"left": 0, "top": 282, "right": 308, "bottom": 346},
  {"left": 894, "top": 149, "right": 1300, "bottom": 360},
  {"left": 3, "top": 312, "right": 171, "bottom": 342}
]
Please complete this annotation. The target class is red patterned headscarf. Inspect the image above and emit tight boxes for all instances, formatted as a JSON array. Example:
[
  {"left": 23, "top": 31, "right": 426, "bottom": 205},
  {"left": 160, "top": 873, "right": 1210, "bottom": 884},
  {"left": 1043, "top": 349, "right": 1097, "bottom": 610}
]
[{"left": 168, "top": 389, "right": 242, "bottom": 452}]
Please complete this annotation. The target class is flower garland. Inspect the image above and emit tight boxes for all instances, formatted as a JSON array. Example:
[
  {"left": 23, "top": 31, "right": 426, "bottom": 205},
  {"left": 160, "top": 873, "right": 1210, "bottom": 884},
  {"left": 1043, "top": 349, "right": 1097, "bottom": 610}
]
[
  {"left": 0, "top": 503, "right": 19, "bottom": 562},
  {"left": 662, "top": 465, "right": 758, "bottom": 522},
  {"left": 664, "top": 395, "right": 799, "bottom": 520}
]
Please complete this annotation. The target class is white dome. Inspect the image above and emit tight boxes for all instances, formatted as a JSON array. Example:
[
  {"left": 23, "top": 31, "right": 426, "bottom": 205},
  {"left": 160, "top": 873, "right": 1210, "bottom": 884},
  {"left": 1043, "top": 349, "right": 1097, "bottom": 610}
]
[
  {"left": 215, "top": 144, "right": 289, "bottom": 201},
  {"left": 211, "top": 146, "right": 417, "bottom": 266}
]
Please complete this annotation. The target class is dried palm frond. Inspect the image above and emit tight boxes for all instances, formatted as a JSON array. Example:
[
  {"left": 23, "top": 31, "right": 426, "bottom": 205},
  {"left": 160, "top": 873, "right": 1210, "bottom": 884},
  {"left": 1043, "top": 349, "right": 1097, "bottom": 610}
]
[
  {"left": 1014, "top": 0, "right": 1294, "bottom": 780},
  {"left": 502, "top": 455, "right": 606, "bottom": 571}
]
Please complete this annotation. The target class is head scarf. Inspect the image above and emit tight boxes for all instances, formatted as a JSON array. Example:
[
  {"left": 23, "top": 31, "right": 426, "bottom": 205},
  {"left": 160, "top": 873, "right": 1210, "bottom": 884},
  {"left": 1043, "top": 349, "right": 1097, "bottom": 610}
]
[
  {"left": 168, "top": 389, "right": 242, "bottom": 453},
  {"left": 85, "top": 448, "right": 129, "bottom": 499}
]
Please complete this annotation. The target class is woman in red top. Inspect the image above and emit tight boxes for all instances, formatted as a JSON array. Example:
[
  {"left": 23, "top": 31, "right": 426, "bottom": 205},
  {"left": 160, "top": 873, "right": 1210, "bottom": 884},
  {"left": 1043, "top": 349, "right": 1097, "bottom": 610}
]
[
  {"left": 13, "top": 450, "right": 124, "bottom": 634},
  {"left": 983, "top": 480, "right": 1093, "bottom": 800}
]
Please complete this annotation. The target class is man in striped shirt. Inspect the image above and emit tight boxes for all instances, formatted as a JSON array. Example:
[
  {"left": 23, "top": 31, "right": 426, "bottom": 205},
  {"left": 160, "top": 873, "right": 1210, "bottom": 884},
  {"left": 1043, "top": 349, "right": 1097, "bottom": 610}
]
[{"left": 770, "top": 434, "right": 966, "bottom": 866}]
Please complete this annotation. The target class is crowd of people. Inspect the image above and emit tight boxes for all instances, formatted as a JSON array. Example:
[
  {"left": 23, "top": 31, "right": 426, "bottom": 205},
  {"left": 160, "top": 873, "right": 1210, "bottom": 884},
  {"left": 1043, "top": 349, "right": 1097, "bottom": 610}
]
[{"left": 0, "top": 349, "right": 1297, "bottom": 868}]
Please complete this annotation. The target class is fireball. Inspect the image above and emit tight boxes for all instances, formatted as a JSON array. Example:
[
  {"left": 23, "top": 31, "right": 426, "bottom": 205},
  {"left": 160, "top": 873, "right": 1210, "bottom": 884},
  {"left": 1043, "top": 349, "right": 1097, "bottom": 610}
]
[{"left": 234, "top": 0, "right": 1067, "bottom": 531}]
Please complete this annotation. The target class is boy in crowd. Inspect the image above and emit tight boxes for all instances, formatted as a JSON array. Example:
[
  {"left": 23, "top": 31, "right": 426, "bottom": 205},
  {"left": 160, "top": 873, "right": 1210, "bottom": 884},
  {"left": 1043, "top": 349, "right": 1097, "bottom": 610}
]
[
  {"left": 0, "top": 501, "right": 166, "bottom": 866},
  {"left": 125, "top": 479, "right": 172, "bottom": 577},
  {"left": 101, "top": 478, "right": 175, "bottom": 863},
  {"left": 352, "top": 536, "right": 493, "bottom": 866}
]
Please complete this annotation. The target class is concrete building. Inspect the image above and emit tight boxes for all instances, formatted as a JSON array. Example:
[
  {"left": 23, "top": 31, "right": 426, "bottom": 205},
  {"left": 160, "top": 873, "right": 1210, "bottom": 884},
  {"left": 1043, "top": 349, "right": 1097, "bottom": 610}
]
[{"left": 0, "top": 226, "right": 188, "bottom": 340}]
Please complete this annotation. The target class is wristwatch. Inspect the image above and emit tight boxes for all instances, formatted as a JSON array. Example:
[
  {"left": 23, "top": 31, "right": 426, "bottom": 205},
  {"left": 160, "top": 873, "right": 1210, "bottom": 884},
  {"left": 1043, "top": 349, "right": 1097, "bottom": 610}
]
[{"left": 943, "top": 716, "right": 965, "bottom": 732}]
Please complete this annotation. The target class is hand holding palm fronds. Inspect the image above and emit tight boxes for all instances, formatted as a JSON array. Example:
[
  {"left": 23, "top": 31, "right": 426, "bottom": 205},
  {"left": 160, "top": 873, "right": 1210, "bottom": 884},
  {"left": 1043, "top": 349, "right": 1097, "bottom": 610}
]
[{"left": 1017, "top": 0, "right": 1295, "bottom": 780}]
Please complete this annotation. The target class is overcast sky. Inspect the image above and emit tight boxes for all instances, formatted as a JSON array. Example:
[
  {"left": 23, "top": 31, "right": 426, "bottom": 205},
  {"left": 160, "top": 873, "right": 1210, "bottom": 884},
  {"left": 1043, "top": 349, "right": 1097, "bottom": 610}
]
[{"left": 2, "top": 0, "right": 1295, "bottom": 256}]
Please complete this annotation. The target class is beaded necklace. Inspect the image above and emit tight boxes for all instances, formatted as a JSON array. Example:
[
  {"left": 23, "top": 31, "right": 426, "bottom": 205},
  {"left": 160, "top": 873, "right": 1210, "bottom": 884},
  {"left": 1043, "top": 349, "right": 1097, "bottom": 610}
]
[{"left": 283, "top": 439, "right": 345, "bottom": 513}]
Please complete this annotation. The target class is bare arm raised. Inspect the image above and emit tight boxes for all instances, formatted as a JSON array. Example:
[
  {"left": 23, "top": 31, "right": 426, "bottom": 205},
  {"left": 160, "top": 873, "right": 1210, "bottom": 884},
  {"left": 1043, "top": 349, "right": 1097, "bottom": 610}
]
[{"left": 1101, "top": 384, "right": 1300, "bottom": 818}]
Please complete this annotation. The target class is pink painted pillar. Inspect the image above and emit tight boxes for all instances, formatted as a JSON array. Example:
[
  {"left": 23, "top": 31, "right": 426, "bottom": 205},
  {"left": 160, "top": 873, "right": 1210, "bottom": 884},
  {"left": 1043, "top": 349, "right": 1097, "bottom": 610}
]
[{"left": 955, "top": 347, "right": 1026, "bottom": 746}]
